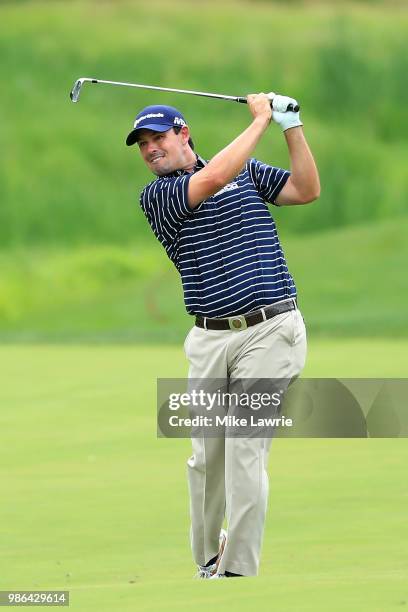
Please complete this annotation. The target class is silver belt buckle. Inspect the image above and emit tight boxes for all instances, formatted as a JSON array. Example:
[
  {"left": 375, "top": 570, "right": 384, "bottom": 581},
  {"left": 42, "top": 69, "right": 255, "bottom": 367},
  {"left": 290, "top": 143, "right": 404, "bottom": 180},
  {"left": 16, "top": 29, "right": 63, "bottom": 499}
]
[{"left": 228, "top": 315, "right": 247, "bottom": 331}]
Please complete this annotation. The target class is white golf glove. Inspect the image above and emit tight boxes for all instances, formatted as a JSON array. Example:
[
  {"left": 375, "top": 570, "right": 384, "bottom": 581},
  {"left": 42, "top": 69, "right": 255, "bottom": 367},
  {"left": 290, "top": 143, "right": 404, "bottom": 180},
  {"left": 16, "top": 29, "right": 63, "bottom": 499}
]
[{"left": 268, "top": 92, "right": 303, "bottom": 132}]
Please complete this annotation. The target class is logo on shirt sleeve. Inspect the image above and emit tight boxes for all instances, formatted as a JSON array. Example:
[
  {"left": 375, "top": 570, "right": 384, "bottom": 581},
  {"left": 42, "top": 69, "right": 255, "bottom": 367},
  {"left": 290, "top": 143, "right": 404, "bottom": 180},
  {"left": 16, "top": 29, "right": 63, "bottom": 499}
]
[{"left": 214, "top": 182, "right": 239, "bottom": 197}]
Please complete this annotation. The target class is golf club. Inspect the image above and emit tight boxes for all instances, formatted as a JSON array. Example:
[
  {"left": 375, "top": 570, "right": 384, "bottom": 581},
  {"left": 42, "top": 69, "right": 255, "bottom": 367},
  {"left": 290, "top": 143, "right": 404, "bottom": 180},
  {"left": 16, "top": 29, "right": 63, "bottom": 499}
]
[{"left": 69, "top": 77, "right": 300, "bottom": 112}]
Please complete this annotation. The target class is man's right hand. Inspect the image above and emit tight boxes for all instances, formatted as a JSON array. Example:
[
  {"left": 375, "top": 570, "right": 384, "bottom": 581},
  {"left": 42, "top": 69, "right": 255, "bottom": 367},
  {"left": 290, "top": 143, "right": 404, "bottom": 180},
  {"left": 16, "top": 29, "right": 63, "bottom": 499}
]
[{"left": 246, "top": 93, "right": 273, "bottom": 127}]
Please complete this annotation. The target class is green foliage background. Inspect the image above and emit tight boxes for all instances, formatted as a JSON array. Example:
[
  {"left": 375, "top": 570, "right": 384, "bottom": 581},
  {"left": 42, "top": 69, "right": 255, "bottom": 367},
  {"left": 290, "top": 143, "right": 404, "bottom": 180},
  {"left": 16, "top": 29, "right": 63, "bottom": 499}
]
[{"left": 1, "top": 0, "right": 407, "bottom": 340}]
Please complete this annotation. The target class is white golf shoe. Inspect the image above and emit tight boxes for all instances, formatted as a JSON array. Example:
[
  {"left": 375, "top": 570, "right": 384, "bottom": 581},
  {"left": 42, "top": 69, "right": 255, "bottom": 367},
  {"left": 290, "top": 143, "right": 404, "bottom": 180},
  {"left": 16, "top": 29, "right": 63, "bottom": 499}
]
[
  {"left": 195, "top": 529, "right": 227, "bottom": 579},
  {"left": 209, "top": 572, "right": 226, "bottom": 579}
]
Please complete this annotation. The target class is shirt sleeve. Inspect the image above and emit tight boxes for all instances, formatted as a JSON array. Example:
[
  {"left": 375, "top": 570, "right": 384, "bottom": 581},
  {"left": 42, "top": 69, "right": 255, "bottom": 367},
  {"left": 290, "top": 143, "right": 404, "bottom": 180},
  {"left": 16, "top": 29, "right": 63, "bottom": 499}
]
[
  {"left": 140, "top": 174, "right": 192, "bottom": 248},
  {"left": 246, "top": 158, "right": 290, "bottom": 206}
]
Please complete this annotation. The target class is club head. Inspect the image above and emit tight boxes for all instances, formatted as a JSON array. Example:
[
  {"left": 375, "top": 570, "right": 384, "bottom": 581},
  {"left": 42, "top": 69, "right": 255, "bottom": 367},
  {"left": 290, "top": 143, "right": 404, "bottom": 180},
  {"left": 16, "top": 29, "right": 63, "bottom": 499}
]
[{"left": 70, "top": 78, "right": 85, "bottom": 103}]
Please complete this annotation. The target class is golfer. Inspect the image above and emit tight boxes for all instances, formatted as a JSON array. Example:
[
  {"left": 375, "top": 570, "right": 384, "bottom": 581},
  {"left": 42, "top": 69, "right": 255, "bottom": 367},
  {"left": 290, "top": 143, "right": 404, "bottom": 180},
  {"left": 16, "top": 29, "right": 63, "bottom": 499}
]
[{"left": 126, "top": 93, "right": 320, "bottom": 578}]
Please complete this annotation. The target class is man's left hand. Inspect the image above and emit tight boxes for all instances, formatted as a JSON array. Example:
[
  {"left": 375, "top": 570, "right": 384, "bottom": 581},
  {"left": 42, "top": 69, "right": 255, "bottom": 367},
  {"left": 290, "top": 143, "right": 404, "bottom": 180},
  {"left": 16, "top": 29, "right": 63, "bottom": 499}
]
[{"left": 268, "top": 93, "right": 303, "bottom": 132}]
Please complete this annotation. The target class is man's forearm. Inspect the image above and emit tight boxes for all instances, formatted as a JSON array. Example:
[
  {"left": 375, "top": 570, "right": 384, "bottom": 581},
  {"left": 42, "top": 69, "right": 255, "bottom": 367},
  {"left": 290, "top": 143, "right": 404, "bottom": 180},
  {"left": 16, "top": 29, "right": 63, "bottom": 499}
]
[
  {"left": 207, "top": 117, "right": 269, "bottom": 185},
  {"left": 187, "top": 116, "right": 270, "bottom": 208},
  {"left": 284, "top": 127, "right": 320, "bottom": 201}
]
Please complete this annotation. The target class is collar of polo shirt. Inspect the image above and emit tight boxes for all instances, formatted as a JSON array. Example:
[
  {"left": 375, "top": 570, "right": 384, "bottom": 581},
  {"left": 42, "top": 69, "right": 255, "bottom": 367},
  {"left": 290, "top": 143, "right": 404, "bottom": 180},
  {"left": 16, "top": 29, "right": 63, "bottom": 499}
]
[{"left": 170, "top": 154, "right": 208, "bottom": 177}]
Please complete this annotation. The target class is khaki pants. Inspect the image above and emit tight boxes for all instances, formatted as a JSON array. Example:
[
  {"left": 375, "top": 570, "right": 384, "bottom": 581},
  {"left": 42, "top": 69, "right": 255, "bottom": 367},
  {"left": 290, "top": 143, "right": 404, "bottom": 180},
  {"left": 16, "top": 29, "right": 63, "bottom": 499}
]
[{"left": 184, "top": 306, "right": 307, "bottom": 576}]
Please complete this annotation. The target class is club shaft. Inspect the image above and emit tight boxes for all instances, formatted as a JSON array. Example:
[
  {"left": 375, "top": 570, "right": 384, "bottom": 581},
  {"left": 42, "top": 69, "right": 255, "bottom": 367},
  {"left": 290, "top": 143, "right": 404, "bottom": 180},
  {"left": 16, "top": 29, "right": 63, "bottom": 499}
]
[
  {"left": 88, "top": 78, "right": 239, "bottom": 102},
  {"left": 70, "top": 78, "right": 300, "bottom": 112}
]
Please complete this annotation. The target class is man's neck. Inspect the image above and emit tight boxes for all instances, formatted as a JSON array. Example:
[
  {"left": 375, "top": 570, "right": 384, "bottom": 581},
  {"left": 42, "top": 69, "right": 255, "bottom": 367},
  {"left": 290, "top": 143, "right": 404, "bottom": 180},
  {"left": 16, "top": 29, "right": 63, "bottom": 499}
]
[{"left": 181, "top": 149, "right": 199, "bottom": 174}]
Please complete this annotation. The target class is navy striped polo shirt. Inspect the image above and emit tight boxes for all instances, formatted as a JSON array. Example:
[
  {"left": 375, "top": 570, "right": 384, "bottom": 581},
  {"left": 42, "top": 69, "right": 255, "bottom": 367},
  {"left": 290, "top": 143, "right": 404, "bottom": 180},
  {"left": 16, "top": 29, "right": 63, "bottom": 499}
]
[{"left": 140, "top": 155, "right": 297, "bottom": 318}]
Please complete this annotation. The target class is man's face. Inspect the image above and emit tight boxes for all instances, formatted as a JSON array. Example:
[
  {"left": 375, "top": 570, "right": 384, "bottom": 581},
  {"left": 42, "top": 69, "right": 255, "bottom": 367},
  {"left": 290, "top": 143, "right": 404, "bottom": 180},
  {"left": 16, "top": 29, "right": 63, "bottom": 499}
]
[{"left": 136, "top": 128, "right": 188, "bottom": 176}]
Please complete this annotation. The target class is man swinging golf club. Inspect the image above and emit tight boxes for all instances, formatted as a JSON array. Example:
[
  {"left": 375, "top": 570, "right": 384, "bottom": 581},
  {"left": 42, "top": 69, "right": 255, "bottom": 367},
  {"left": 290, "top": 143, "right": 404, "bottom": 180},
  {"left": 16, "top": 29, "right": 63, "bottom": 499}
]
[{"left": 126, "top": 92, "right": 320, "bottom": 578}]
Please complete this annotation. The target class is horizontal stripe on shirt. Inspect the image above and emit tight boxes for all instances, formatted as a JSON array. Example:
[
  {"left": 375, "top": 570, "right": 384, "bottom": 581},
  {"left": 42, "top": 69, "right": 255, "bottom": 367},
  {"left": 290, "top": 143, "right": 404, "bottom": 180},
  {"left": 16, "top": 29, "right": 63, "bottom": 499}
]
[{"left": 139, "top": 156, "right": 296, "bottom": 317}]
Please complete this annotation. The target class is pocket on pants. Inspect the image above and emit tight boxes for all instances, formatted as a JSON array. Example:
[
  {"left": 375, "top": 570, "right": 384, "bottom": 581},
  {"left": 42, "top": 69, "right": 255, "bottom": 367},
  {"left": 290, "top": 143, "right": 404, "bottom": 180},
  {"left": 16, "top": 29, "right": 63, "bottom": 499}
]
[
  {"left": 183, "top": 326, "right": 194, "bottom": 356},
  {"left": 288, "top": 309, "right": 306, "bottom": 346}
]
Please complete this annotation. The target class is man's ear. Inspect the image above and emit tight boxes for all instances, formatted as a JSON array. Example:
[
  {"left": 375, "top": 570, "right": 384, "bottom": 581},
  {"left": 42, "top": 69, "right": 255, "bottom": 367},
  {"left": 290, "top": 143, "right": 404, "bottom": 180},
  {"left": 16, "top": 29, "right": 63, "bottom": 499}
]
[{"left": 180, "top": 125, "right": 190, "bottom": 146}]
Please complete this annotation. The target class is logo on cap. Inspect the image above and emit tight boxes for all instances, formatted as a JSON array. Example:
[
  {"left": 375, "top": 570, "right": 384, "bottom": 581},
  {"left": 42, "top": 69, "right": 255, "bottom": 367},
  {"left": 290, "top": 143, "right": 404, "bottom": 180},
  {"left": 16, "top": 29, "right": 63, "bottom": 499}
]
[{"left": 134, "top": 112, "right": 164, "bottom": 128}]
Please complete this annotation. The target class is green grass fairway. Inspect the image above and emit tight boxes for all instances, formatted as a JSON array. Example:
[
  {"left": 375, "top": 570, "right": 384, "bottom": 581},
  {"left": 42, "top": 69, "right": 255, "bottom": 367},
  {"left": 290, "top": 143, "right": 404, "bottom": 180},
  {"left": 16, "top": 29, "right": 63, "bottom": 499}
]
[{"left": 1, "top": 343, "right": 407, "bottom": 611}]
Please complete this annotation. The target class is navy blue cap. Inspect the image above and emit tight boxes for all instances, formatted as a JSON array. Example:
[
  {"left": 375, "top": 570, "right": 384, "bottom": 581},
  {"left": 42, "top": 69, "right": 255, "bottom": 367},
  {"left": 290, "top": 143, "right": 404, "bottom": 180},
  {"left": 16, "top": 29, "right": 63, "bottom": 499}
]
[{"left": 126, "top": 104, "right": 188, "bottom": 146}]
